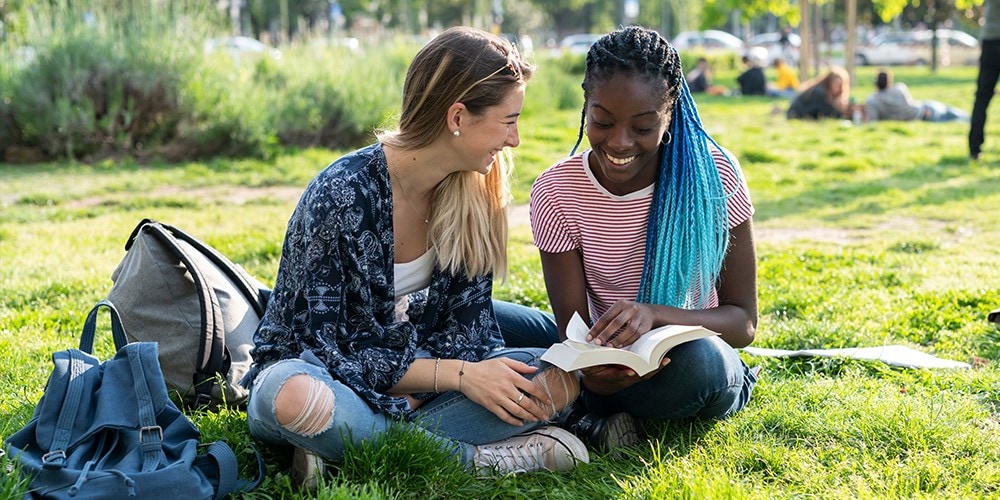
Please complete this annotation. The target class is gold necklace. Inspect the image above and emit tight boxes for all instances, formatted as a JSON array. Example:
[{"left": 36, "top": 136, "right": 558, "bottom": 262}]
[{"left": 387, "top": 147, "right": 430, "bottom": 225}]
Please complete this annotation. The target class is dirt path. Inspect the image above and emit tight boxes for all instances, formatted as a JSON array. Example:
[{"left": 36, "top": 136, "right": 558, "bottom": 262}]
[{"left": 57, "top": 185, "right": 874, "bottom": 244}]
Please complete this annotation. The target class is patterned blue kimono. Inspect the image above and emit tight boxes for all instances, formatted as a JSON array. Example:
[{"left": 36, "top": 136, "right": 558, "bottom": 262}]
[{"left": 247, "top": 143, "right": 504, "bottom": 417}]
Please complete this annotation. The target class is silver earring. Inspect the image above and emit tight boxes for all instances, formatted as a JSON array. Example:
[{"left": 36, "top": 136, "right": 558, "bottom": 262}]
[
  {"left": 660, "top": 131, "right": 672, "bottom": 145},
  {"left": 453, "top": 130, "right": 460, "bottom": 137}
]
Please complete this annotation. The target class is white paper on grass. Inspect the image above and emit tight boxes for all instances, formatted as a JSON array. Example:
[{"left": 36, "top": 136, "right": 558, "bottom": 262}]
[{"left": 742, "top": 345, "right": 971, "bottom": 369}]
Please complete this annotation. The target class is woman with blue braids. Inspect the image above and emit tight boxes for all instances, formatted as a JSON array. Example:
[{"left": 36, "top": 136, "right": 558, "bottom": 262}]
[{"left": 495, "top": 26, "right": 759, "bottom": 452}]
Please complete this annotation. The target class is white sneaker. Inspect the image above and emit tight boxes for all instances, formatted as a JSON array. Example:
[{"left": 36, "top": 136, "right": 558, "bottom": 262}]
[
  {"left": 291, "top": 446, "right": 324, "bottom": 491},
  {"left": 474, "top": 426, "right": 589, "bottom": 474}
]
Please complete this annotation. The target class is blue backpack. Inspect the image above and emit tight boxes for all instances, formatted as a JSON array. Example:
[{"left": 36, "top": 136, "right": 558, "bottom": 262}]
[{"left": 3, "top": 301, "right": 263, "bottom": 499}]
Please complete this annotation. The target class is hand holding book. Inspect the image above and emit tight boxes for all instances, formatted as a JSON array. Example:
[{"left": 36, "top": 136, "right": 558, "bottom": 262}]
[{"left": 541, "top": 312, "right": 719, "bottom": 377}]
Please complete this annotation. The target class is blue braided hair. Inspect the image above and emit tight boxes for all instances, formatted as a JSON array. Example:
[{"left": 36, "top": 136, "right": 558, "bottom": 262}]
[{"left": 571, "top": 26, "right": 739, "bottom": 309}]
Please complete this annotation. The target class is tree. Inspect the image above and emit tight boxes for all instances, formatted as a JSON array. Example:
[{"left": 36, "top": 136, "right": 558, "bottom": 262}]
[
  {"left": 871, "top": 0, "right": 984, "bottom": 70},
  {"left": 526, "top": 0, "right": 598, "bottom": 39}
]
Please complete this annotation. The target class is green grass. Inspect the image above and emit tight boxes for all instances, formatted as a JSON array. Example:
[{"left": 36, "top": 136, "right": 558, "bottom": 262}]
[{"left": 3, "top": 65, "right": 1000, "bottom": 498}]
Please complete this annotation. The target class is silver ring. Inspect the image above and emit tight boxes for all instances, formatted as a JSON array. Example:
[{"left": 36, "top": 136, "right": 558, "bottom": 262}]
[{"left": 516, "top": 393, "right": 525, "bottom": 403}]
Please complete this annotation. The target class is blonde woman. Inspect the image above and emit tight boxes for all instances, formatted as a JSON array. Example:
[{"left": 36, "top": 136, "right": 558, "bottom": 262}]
[
  {"left": 243, "top": 27, "right": 587, "bottom": 490},
  {"left": 787, "top": 66, "right": 851, "bottom": 119}
]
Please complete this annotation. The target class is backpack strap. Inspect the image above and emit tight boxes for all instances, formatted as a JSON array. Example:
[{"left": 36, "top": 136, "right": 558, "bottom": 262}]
[
  {"left": 48, "top": 301, "right": 131, "bottom": 469},
  {"left": 78, "top": 299, "right": 129, "bottom": 353},
  {"left": 125, "top": 219, "right": 226, "bottom": 408},
  {"left": 194, "top": 441, "right": 266, "bottom": 499},
  {"left": 42, "top": 349, "right": 90, "bottom": 469},
  {"left": 150, "top": 219, "right": 268, "bottom": 317},
  {"left": 125, "top": 343, "right": 165, "bottom": 472}
]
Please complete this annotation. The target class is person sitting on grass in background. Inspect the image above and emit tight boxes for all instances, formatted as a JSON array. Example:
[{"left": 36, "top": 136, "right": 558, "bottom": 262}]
[
  {"left": 865, "top": 69, "right": 969, "bottom": 123},
  {"left": 686, "top": 57, "right": 729, "bottom": 96},
  {"left": 494, "top": 25, "right": 760, "bottom": 453},
  {"left": 736, "top": 47, "right": 768, "bottom": 96},
  {"left": 768, "top": 57, "right": 799, "bottom": 98},
  {"left": 787, "top": 66, "right": 851, "bottom": 120},
  {"left": 243, "top": 26, "right": 589, "bottom": 491}
]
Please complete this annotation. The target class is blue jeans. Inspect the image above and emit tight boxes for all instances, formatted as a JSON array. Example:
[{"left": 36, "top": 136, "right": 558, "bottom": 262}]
[
  {"left": 246, "top": 347, "right": 551, "bottom": 466},
  {"left": 921, "top": 101, "right": 969, "bottom": 122},
  {"left": 493, "top": 300, "right": 758, "bottom": 420}
]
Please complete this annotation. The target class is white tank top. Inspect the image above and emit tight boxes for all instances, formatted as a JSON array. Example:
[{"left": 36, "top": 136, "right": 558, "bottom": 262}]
[{"left": 394, "top": 250, "right": 434, "bottom": 298}]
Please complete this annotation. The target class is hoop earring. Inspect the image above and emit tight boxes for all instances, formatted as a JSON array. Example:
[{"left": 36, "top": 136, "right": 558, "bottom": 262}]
[
  {"left": 453, "top": 130, "right": 460, "bottom": 137},
  {"left": 660, "top": 131, "right": 672, "bottom": 145}
]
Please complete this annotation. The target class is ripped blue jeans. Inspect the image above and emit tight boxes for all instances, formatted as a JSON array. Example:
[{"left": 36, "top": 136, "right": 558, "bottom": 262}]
[{"left": 245, "top": 348, "right": 554, "bottom": 466}]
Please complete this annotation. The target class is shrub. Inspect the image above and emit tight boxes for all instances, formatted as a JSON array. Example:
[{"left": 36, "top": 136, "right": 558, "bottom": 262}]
[
  {"left": 0, "top": 52, "right": 20, "bottom": 151},
  {"left": 2, "top": 0, "right": 217, "bottom": 161},
  {"left": 262, "top": 43, "right": 407, "bottom": 150},
  {"left": 524, "top": 53, "right": 584, "bottom": 115},
  {"left": 10, "top": 31, "right": 186, "bottom": 159},
  {"left": 172, "top": 54, "right": 273, "bottom": 160}
]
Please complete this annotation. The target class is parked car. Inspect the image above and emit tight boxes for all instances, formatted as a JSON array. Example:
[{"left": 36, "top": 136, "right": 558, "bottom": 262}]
[
  {"left": 204, "top": 36, "right": 281, "bottom": 60},
  {"left": 748, "top": 31, "right": 801, "bottom": 65},
  {"left": 855, "top": 29, "right": 979, "bottom": 66},
  {"left": 559, "top": 33, "right": 605, "bottom": 55},
  {"left": 671, "top": 30, "right": 744, "bottom": 55}
]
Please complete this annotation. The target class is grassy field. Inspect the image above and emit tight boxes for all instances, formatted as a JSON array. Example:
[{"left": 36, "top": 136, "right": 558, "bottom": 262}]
[{"left": 2, "top": 64, "right": 1000, "bottom": 498}]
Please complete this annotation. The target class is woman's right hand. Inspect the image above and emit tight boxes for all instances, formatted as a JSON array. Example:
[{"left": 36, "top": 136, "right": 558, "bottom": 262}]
[
  {"left": 460, "top": 358, "right": 553, "bottom": 426},
  {"left": 587, "top": 300, "right": 657, "bottom": 348},
  {"left": 580, "top": 356, "right": 670, "bottom": 395}
]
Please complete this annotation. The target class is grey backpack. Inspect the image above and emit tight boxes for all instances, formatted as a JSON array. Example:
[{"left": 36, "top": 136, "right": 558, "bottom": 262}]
[{"left": 107, "top": 219, "right": 269, "bottom": 408}]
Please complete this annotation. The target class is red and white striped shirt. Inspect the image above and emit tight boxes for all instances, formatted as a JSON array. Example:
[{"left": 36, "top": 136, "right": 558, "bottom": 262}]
[{"left": 530, "top": 147, "right": 754, "bottom": 323}]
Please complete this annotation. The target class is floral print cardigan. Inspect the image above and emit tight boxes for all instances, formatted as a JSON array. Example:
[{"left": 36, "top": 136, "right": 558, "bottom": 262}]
[{"left": 246, "top": 143, "right": 503, "bottom": 417}]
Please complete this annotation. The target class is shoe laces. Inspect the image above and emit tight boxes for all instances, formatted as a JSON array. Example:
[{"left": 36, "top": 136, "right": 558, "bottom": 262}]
[{"left": 477, "top": 439, "right": 546, "bottom": 474}]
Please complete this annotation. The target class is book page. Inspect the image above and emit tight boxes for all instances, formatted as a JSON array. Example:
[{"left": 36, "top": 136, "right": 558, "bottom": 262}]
[
  {"left": 544, "top": 312, "right": 718, "bottom": 376},
  {"left": 565, "top": 312, "right": 591, "bottom": 343},
  {"left": 566, "top": 311, "right": 703, "bottom": 358}
]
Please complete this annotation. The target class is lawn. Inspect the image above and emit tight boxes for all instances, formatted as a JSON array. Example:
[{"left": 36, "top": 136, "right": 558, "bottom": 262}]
[{"left": 2, "top": 65, "right": 1000, "bottom": 498}]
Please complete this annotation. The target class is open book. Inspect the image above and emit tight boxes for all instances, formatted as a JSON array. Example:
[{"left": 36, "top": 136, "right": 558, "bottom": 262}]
[{"left": 540, "top": 312, "right": 719, "bottom": 376}]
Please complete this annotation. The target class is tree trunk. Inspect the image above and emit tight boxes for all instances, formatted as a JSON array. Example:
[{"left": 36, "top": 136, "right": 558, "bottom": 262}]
[{"left": 799, "top": 0, "right": 812, "bottom": 82}]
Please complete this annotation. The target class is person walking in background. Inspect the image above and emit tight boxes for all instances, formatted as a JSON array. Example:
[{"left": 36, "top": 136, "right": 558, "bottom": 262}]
[
  {"left": 787, "top": 66, "right": 852, "bottom": 120},
  {"left": 866, "top": 69, "right": 969, "bottom": 123},
  {"left": 736, "top": 47, "right": 768, "bottom": 96},
  {"left": 243, "top": 26, "right": 588, "bottom": 491},
  {"left": 495, "top": 26, "right": 759, "bottom": 453},
  {"left": 969, "top": 0, "right": 1000, "bottom": 160},
  {"left": 768, "top": 57, "right": 800, "bottom": 98}
]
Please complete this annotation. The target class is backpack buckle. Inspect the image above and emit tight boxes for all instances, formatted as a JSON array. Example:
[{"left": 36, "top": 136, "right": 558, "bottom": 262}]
[
  {"left": 139, "top": 425, "right": 163, "bottom": 444},
  {"left": 41, "top": 449, "right": 67, "bottom": 468}
]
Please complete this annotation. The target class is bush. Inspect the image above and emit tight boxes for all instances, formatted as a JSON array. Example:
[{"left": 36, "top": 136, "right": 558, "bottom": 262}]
[
  {"left": 0, "top": 52, "right": 19, "bottom": 151},
  {"left": 679, "top": 51, "right": 741, "bottom": 72},
  {"left": 525, "top": 53, "right": 584, "bottom": 115},
  {"left": 172, "top": 54, "right": 274, "bottom": 160},
  {"left": 1, "top": 1, "right": 218, "bottom": 162},
  {"left": 9, "top": 31, "right": 185, "bottom": 159},
  {"left": 0, "top": 5, "right": 585, "bottom": 163},
  {"left": 262, "top": 42, "right": 408, "bottom": 149}
]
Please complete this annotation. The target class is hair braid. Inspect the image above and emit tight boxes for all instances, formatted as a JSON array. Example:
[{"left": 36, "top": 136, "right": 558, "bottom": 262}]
[{"left": 576, "top": 26, "right": 739, "bottom": 309}]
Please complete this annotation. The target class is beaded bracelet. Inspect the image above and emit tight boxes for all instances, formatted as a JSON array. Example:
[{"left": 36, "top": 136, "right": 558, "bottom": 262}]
[{"left": 433, "top": 358, "right": 440, "bottom": 393}]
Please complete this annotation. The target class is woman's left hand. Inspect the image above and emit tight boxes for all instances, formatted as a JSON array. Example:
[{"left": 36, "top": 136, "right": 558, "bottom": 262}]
[
  {"left": 460, "top": 357, "right": 554, "bottom": 426},
  {"left": 587, "top": 301, "right": 656, "bottom": 348}
]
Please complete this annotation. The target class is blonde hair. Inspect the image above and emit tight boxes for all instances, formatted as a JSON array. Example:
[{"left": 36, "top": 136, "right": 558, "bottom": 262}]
[
  {"left": 379, "top": 26, "right": 534, "bottom": 280},
  {"left": 799, "top": 66, "right": 850, "bottom": 113}
]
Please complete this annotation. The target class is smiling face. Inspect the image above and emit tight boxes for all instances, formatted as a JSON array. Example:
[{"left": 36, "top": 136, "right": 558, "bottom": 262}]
[
  {"left": 585, "top": 74, "right": 673, "bottom": 195},
  {"left": 459, "top": 84, "right": 525, "bottom": 175}
]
